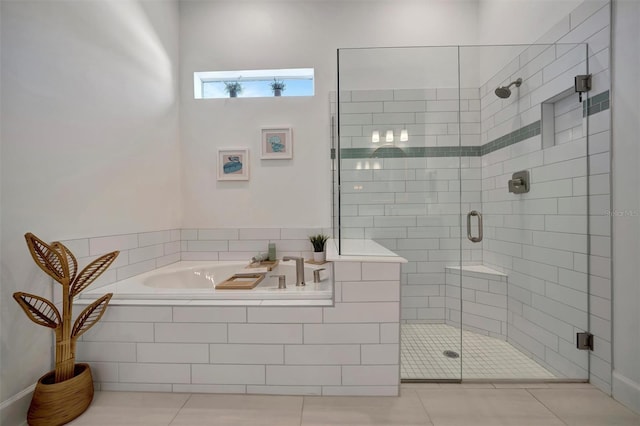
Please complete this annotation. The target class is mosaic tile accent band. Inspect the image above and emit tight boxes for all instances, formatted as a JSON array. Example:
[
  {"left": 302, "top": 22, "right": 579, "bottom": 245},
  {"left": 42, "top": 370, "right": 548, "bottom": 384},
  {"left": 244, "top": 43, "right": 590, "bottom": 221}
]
[
  {"left": 583, "top": 90, "right": 610, "bottom": 117},
  {"left": 480, "top": 121, "right": 540, "bottom": 156},
  {"left": 339, "top": 90, "right": 609, "bottom": 159},
  {"left": 339, "top": 146, "right": 481, "bottom": 159}
]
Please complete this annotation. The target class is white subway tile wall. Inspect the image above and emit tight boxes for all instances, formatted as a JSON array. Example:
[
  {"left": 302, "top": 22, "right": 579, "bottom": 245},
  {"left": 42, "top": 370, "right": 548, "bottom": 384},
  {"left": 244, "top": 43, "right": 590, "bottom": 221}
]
[
  {"left": 60, "top": 227, "right": 331, "bottom": 294},
  {"left": 60, "top": 229, "right": 182, "bottom": 293},
  {"left": 181, "top": 227, "right": 330, "bottom": 261},
  {"left": 445, "top": 267, "right": 508, "bottom": 340},
  {"left": 339, "top": 88, "right": 484, "bottom": 322},
  {"left": 77, "top": 260, "right": 402, "bottom": 395},
  {"left": 480, "top": 1, "right": 611, "bottom": 390},
  {"left": 340, "top": 88, "right": 480, "bottom": 149}
]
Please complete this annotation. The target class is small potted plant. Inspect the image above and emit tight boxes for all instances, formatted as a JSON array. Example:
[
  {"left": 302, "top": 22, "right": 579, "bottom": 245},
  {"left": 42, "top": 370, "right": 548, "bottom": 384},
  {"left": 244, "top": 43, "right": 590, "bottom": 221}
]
[
  {"left": 309, "top": 233, "right": 329, "bottom": 263},
  {"left": 224, "top": 81, "right": 242, "bottom": 98},
  {"left": 270, "top": 79, "right": 286, "bottom": 96}
]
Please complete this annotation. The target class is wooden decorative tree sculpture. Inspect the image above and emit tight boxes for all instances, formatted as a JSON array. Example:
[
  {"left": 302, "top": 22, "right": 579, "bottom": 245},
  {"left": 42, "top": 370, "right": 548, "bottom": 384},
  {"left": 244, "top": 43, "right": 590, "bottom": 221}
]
[{"left": 13, "top": 232, "right": 119, "bottom": 425}]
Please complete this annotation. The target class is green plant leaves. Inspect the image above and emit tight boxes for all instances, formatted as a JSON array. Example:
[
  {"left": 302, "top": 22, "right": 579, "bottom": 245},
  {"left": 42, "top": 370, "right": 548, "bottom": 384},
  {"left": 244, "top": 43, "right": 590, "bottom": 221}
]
[{"left": 309, "top": 233, "right": 329, "bottom": 251}]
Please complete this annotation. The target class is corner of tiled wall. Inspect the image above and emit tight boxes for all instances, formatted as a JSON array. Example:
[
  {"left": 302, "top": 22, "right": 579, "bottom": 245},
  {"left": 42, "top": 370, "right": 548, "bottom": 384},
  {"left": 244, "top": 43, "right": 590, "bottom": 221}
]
[{"left": 60, "top": 229, "right": 181, "bottom": 293}]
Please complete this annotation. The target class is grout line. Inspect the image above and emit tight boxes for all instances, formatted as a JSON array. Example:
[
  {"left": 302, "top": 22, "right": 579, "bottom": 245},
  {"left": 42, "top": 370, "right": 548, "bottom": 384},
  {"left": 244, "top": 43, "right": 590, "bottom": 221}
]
[
  {"left": 414, "top": 387, "right": 436, "bottom": 425},
  {"left": 299, "top": 393, "right": 305, "bottom": 426},
  {"left": 168, "top": 393, "right": 193, "bottom": 426},
  {"left": 526, "top": 388, "right": 570, "bottom": 426}
]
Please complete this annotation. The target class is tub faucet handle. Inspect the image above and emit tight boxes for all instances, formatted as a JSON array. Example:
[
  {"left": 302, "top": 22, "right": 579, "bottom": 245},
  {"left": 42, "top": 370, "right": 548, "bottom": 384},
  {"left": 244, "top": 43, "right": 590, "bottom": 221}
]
[
  {"left": 313, "top": 268, "right": 325, "bottom": 283},
  {"left": 271, "top": 274, "right": 286, "bottom": 289}
]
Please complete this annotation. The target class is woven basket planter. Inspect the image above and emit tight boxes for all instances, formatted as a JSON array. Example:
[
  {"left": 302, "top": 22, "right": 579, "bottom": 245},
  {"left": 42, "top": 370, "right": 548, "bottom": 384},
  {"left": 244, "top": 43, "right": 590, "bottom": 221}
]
[{"left": 27, "top": 363, "right": 93, "bottom": 426}]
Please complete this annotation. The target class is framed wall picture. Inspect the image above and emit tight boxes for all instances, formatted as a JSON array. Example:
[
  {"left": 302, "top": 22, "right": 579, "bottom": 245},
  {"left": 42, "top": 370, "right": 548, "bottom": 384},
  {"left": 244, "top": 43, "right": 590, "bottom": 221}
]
[
  {"left": 217, "top": 148, "right": 249, "bottom": 181},
  {"left": 261, "top": 127, "right": 293, "bottom": 159}
]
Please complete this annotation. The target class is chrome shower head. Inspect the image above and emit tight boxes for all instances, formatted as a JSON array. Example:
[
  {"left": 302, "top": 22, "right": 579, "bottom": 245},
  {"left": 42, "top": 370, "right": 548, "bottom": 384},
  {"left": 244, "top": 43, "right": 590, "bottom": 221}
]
[
  {"left": 495, "top": 78, "right": 523, "bottom": 98},
  {"left": 494, "top": 86, "right": 512, "bottom": 98}
]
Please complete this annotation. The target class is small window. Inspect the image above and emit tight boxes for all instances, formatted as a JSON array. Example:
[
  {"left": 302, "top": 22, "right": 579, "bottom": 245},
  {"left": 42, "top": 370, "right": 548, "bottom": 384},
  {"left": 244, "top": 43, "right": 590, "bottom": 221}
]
[{"left": 194, "top": 68, "right": 314, "bottom": 99}]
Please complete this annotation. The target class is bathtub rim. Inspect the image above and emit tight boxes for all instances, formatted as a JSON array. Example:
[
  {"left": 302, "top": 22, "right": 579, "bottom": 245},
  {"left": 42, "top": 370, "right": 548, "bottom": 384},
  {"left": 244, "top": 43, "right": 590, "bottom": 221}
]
[{"left": 77, "top": 260, "right": 334, "bottom": 307}]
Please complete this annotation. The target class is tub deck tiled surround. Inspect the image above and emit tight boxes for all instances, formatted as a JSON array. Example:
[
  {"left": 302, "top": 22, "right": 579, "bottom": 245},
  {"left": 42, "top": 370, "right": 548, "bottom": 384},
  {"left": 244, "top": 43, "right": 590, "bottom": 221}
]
[{"left": 76, "top": 239, "right": 406, "bottom": 396}]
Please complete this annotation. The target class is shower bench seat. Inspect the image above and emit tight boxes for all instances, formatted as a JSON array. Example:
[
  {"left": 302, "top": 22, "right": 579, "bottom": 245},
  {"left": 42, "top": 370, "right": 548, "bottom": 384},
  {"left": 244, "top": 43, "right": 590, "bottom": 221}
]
[{"left": 445, "top": 265, "right": 509, "bottom": 340}]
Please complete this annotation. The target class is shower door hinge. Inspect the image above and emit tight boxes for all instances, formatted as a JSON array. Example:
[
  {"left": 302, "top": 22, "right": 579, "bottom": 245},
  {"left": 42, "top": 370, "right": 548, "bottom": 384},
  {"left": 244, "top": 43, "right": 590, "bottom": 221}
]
[
  {"left": 576, "top": 332, "right": 594, "bottom": 351},
  {"left": 574, "top": 74, "right": 592, "bottom": 102},
  {"left": 330, "top": 148, "right": 336, "bottom": 159}
]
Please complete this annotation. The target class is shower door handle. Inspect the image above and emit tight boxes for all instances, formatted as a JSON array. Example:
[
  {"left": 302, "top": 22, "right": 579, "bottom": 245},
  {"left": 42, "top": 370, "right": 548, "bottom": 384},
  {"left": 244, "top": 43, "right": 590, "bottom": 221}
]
[{"left": 467, "top": 210, "right": 483, "bottom": 243}]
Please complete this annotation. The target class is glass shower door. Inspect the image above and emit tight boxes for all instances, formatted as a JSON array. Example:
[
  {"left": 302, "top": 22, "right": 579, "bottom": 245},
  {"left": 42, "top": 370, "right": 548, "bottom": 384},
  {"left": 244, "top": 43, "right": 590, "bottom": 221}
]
[
  {"left": 337, "top": 42, "right": 591, "bottom": 382},
  {"left": 337, "top": 46, "right": 463, "bottom": 381},
  {"left": 458, "top": 44, "right": 590, "bottom": 381}
]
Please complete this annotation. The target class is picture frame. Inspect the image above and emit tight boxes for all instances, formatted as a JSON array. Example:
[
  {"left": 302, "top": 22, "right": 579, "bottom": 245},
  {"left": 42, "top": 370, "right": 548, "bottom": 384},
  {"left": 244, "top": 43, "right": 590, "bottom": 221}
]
[
  {"left": 217, "top": 148, "right": 249, "bottom": 181},
  {"left": 261, "top": 127, "right": 293, "bottom": 159}
]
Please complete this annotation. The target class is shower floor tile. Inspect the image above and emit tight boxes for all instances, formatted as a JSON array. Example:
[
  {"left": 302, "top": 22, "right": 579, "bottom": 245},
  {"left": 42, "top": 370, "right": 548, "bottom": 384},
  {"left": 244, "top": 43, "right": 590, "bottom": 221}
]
[{"left": 401, "top": 323, "right": 557, "bottom": 380}]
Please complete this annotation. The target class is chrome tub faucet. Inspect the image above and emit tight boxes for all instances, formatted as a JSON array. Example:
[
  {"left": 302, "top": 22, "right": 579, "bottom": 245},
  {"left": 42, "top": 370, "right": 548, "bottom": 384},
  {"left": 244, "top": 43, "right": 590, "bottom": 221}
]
[{"left": 282, "top": 256, "right": 305, "bottom": 286}]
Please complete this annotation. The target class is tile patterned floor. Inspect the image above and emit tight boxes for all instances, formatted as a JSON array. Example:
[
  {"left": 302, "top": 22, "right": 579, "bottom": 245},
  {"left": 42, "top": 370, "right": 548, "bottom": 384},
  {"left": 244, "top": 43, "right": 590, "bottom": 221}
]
[
  {"left": 67, "top": 384, "right": 640, "bottom": 425},
  {"left": 401, "top": 323, "right": 557, "bottom": 380}
]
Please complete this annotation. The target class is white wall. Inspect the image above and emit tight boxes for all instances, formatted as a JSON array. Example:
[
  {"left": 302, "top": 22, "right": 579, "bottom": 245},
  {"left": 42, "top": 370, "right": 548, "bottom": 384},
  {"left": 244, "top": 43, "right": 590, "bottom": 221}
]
[
  {"left": 179, "top": 0, "right": 478, "bottom": 228},
  {"left": 478, "top": 0, "right": 586, "bottom": 44},
  {"left": 0, "top": 0, "right": 180, "bottom": 411},
  {"left": 340, "top": 47, "right": 472, "bottom": 90},
  {"left": 611, "top": 0, "right": 640, "bottom": 415}
]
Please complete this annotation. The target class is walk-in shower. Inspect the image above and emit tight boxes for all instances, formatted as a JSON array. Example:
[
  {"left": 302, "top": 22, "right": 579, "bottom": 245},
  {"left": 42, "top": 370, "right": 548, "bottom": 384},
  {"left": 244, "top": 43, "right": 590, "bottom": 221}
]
[{"left": 333, "top": 43, "right": 592, "bottom": 382}]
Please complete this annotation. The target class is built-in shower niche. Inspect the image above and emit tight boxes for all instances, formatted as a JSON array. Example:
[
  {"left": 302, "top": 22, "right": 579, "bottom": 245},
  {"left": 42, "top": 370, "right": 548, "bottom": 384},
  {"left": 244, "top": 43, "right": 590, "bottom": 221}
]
[{"left": 541, "top": 87, "right": 585, "bottom": 149}]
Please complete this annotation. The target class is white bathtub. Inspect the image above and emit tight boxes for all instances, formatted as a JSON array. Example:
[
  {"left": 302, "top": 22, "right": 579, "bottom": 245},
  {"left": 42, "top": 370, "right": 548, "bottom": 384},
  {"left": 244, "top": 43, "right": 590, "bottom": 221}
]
[{"left": 79, "top": 260, "right": 333, "bottom": 302}]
